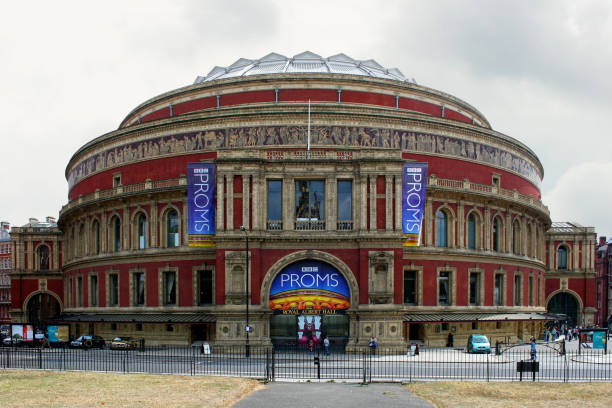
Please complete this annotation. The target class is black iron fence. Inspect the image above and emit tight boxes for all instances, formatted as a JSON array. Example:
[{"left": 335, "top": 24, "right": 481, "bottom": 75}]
[{"left": 1, "top": 342, "right": 610, "bottom": 383}]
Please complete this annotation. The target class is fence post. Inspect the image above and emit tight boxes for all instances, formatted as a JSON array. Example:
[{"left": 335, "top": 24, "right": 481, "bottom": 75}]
[
  {"left": 191, "top": 346, "right": 195, "bottom": 376},
  {"left": 486, "top": 353, "right": 490, "bottom": 382},
  {"left": 271, "top": 347, "right": 275, "bottom": 381},
  {"left": 362, "top": 351, "right": 367, "bottom": 384},
  {"left": 38, "top": 347, "right": 42, "bottom": 369},
  {"left": 563, "top": 345, "right": 568, "bottom": 383}
]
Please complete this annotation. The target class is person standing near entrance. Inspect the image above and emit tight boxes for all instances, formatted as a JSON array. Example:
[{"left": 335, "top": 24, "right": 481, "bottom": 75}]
[
  {"left": 323, "top": 336, "right": 330, "bottom": 355},
  {"left": 530, "top": 336, "right": 537, "bottom": 361},
  {"left": 447, "top": 332, "right": 454, "bottom": 348}
]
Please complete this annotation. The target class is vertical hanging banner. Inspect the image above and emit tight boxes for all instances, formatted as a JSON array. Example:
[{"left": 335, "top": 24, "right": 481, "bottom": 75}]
[
  {"left": 402, "top": 162, "right": 428, "bottom": 246},
  {"left": 188, "top": 162, "right": 216, "bottom": 247}
]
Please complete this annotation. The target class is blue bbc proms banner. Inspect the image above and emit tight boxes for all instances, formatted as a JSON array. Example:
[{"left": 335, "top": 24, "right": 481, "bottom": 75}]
[
  {"left": 188, "top": 163, "right": 216, "bottom": 247},
  {"left": 269, "top": 260, "right": 350, "bottom": 315},
  {"left": 402, "top": 162, "right": 428, "bottom": 246}
]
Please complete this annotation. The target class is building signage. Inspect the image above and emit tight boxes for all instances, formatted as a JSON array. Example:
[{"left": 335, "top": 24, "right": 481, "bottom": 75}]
[
  {"left": 47, "top": 325, "right": 69, "bottom": 343},
  {"left": 269, "top": 260, "right": 350, "bottom": 313},
  {"left": 402, "top": 162, "right": 428, "bottom": 246},
  {"left": 187, "top": 162, "right": 216, "bottom": 247},
  {"left": 11, "top": 324, "right": 33, "bottom": 343}
]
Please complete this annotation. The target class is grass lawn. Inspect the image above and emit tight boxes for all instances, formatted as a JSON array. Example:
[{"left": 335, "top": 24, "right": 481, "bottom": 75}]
[
  {"left": 406, "top": 381, "right": 612, "bottom": 408},
  {"left": 0, "top": 370, "right": 262, "bottom": 408}
]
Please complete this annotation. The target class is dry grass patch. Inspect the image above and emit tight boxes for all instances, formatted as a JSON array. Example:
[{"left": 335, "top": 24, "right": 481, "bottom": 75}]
[
  {"left": 0, "top": 370, "right": 262, "bottom": 408},
  {"left": 405, "top": 381, "right": 612, "bottom": 408}
]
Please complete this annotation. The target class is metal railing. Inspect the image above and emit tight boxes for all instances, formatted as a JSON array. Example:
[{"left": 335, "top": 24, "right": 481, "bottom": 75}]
[
  {"left": 1, "top": 341, "right": 610, "bottom": 383},
  {"left": 294, "top": 220, "right": 326, "bottom": 230}
]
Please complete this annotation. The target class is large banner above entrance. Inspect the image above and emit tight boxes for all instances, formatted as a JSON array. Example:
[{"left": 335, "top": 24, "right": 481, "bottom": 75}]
[
  {"left": 269, "top": 260, "right": 350, "bottom": 314},
  {"left": 187, "top": 162, "right": 216, "bottom": 247},
  {"left": 402, "top": 162, "right": 428, "bottom": 246}
]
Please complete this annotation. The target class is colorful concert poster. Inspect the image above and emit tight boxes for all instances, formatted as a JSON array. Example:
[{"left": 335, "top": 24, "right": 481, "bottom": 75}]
[{"left": 269, "top": 260, "right": 350, "bottom": 313}]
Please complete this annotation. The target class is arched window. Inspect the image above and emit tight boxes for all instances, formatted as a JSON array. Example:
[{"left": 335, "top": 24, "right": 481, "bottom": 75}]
[
  {"left": 493, "top": 217, "right": 501, "bottom": 252},
  {"left": 166, "top": 209, "right": 179, "bottom": 248},
  {"left": 92, "top": 220, "right": 100, "bottom": 255},
  {"left": 37, "top": 245, "right": 49, "bottom": 271},
  {"left": 558, "top": 246, "right": 568, "bottom": 270},
  {"left": 512, "top": 220, "right": 521, "bottom": 255},
  {"left": 467, "top": 213, "right": 476, "bottom": 250},
  {"left": 137, "top": 213, "right": 147, "bottom": 249},
  {"left": 111, "top": 216, "right": 121, "bottom": 252},
  {"left": 436, "top": 210, "right": 448, "bottom": 247}
]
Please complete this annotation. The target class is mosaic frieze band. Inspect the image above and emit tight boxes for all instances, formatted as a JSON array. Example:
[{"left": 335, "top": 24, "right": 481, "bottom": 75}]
[{"left": 68, "top": 126, "right": 542, "bottom": 190}]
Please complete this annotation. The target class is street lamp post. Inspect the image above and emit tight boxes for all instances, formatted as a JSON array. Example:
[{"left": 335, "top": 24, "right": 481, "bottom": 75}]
[{"left": 239, "top": 226, "right": 250, "bottom": 357}]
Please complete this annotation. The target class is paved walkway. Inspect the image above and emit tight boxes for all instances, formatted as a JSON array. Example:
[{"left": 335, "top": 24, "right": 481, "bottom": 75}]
[{"left": 232, "top": 382, "right": 434, "bottom": 408}]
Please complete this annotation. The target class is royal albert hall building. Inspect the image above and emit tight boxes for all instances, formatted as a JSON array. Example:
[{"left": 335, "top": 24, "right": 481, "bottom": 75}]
[{"left": 10, "top": 52, "right": 599, "bottom": 348}]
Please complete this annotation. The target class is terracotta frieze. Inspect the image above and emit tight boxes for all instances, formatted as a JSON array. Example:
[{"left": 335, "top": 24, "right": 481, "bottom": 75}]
[{"left": 68, "top": 126, "right": 542, "bottom": 190}]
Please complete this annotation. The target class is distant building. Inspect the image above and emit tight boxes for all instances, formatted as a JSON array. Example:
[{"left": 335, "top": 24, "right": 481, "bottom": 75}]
[
  {"left": 544, "top": 222, "right": 597, "bottom": 327},
  {"left": 595, "top": 236, "right": 612, "bottom": 329},
  {"left": 0, "top": 222, "right": 11, "bottom": 323},
  {"left": 7, "top": 52, "right": 601, "bottom": 346},
  {"left": 9, "top": 217, "right": 62, "bottom": 325}
]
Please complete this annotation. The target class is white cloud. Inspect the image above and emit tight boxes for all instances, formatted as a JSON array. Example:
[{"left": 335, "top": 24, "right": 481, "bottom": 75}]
[{"left": 544, "top": 162, "right": 612, "bottom": 238}]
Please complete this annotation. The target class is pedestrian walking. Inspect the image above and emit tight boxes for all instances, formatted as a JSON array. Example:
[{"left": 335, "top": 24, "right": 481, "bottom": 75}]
[
  {"left": 447, "top": 332, "right": 454, "bottom": 347},
  {"left": 323, "top": 335, "right": 330, "bottom": 356},
  {"left": 530, "top": 336, "right": 537, "bottom": 361},
  {"left": 369, "top": 336, "right": 377, "bottom": 355}
]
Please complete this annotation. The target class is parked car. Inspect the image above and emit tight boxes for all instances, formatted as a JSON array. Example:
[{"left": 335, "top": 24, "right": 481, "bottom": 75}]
[
  {"left": 70, "top": 335, "right": 106, "bottom": 349},
  {"left": 467, "top": 334, "right": 491, "bottom": 353},
  {"left": 2, "top": 334, "right": 25, "bottom": 347},
  {"left": 110, "top": 336, "right": 139, "bottom": 350}
]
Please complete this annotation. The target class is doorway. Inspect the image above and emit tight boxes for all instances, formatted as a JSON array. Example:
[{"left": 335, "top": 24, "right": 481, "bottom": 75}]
[{"left": 270, "top": 314, "right": 349, "bottom": 349}]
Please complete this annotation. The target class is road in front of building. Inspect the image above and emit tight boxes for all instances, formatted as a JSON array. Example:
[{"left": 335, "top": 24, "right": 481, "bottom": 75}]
[{"left": 232, "top": 382, "right": 434, "bottom": 408}]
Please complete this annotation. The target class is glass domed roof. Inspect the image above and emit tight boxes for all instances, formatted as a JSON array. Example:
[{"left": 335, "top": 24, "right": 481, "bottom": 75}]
[{"left": 194, "top": 51, "right": 415, "bottom": 84}]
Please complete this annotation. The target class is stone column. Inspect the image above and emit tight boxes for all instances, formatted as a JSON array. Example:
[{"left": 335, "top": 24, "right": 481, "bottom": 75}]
[
  {"left": 369, "top": 176, "right": 376, "bottom": 230},
  {"left": 52, "top": 240, "right": 59, "bottom": 270},
  {"left": 16, "top": 240, "right": 23, "bottom": 270},
  {"left": 573, "top": 240, "right": 580, "bottom": 270},
  {"left": 216, "top": 175, "right": 224, "bottom": 233},
  {"left": 242, "top": 175, "right": 250, "bottom": 230},
  {"left": 505, "top": 212, "right": 512, "bottom": 254},
  {"left": 252, "top": 173, "right": 262, "bottom": 231},
  {"left": 226, "top": 174, "right": 234, "bottom": 231},
  {"left": 548, "top": 237, "right": 554, "bottom": 270},
  {"left": 484, "top": 206, "right": 491, "bottom": 251},
  {"left": 425, "top": 198, "right": 433, "bottom": 246},
  {"left": 182, "top": 198, "right": 188, "bottom": 246},
  {"left": 282, "top": 176, "right": 293, "bottom": 231},
  {"left": 359, "top": 175, "right": 368, "bottom": 230},
  {"left": 521, "top": 219, "right": 531, "bottom": 255},
  {"left": 385, "top": 175, "right": 393, "bottom": 231},
  {"left": 394, "top": 175, "right": 402, "bottom": 231},
  {"left": 457, "top": 202, "right": 465, "bottom": 248},
  {"left": 27, "top": 239, "right": 33, "bottom": 271},
  {"left": 101, "top": 212, "right": 107, "bottom": 253},
  {"left": 150, "top": 200, "right": 158, "bottom": 247},
  {"left": 123, "top": 205, "right": 130, "bottom": 250},
  {"left": 327, "top": 177, "right": 337, "bottom": 231}
]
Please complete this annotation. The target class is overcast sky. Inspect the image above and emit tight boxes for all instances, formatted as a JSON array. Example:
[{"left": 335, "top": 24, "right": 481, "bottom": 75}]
[{"left": 1, "top": 0, "right": 610, "bottom": 239}]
